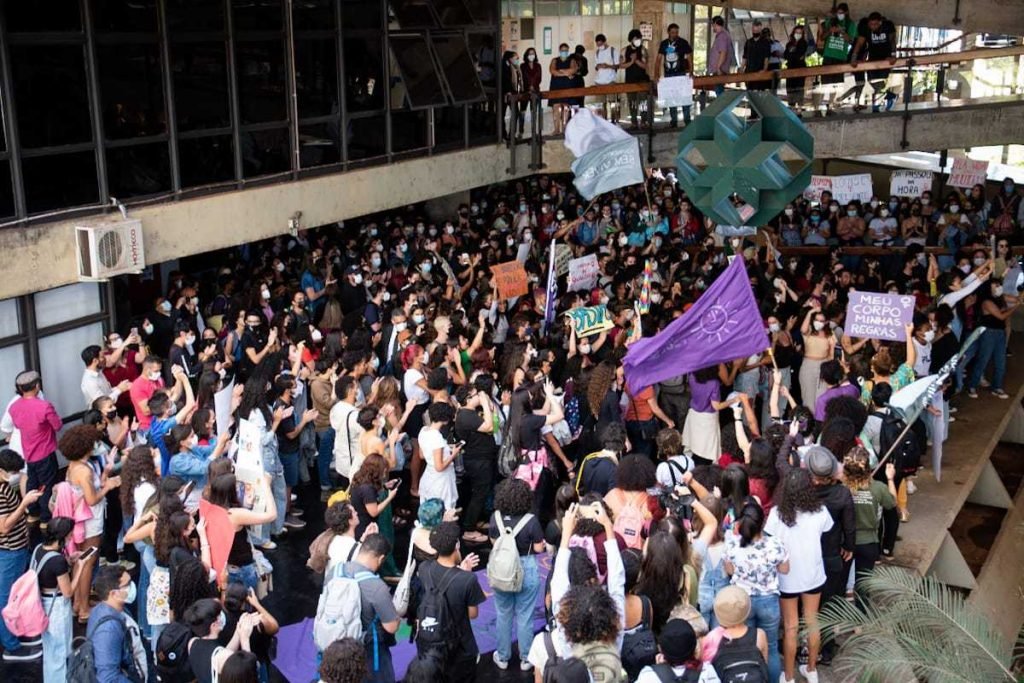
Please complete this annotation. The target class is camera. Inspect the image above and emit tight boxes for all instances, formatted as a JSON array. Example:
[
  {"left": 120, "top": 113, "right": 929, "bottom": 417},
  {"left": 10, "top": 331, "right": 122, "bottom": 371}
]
[{"left": 649, "top": 484, "right": 695, "bottom": 522}]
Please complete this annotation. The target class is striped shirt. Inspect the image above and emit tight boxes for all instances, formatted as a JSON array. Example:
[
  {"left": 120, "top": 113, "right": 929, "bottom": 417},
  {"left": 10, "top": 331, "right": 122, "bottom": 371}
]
[{"left": 0, "top": 482, "right": 28, "bottom": 551}]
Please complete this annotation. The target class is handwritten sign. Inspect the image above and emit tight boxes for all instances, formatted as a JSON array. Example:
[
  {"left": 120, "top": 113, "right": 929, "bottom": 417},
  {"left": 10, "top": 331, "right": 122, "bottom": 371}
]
[
  {"left": 845, "top": 291, "right": 915, "bottom": 342},
  {"left": 567, "top": 253, "right": 599, "bottom": 292},
  {"left": 948, "top": 158, "right": 989, "bottom": 189},
  {"left": 657, "top": 75, "right": 693, "bottom": 107},
  {"left": 889, "top": 170, "right": 932, "bottom": 198},
  {"left": 802, "top": 175, "right": 832, "bottom": 202},
  {"left": 555, "top": 243, "right": 573, "bottom": 276},
  {"left": 830, "top": 174, "right": 874, "bottom": 205},
  {"left": 491, "top": 260, "right": 529, "bottom": 300},
  {"left": 235, "top": 418, "right": 268, "bottom": 512},
  {"left": 566, "top": 305, "right": 613, "bottom": 337}
]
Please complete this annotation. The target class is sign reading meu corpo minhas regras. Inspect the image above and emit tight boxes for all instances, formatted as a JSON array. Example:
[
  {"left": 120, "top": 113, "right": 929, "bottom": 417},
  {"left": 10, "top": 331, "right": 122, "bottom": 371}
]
[{"left": 845, "top": 291, "right": 916, "bottom": 342}]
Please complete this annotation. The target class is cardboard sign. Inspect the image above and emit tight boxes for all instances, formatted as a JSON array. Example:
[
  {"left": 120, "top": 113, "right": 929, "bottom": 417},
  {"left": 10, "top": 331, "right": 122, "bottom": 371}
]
[
  {"left": 948, "top": 158, "right": 989, "bottom": 189},
  {"left": 889, "top": 170, "right": 932, "bottom": 198},
  {"left": 657, "top": 75, "right": 693, "bottom": 107},
  {"left": 555, "top": 243, "right": 573, "bottom": 276},
  {"left": 491, "top": 261, "right": 529, "bottom": 300},
  {"left": 567, "top": 253, "right": 600, "bottom": 292},
  {"left": 829, "top": 174, "right": 874, "bottom": 205},
  {"left": 845, "top": 291, "right": 916, "bottom": 342},
  {"left": 566, "top": 305, "right": 613, "bottom": 337},
  {"left": 235, "top": 418, "right": 268, "bottom": 512},
  {"left": 802, "top": 175, "right": 832, "bottom": 202},
  {"left": 213, "top": 380, "right": 234, "bottom": 438}
]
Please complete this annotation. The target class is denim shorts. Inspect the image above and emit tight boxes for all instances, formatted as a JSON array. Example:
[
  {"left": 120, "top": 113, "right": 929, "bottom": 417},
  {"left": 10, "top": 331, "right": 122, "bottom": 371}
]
[{"left": 280, "top": 450, "right": 299, "bottom": 487}]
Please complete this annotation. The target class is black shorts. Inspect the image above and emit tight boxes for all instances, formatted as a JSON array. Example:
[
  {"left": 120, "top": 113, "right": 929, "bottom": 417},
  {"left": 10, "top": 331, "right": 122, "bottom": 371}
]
[{"left": 780, "top": 582, "right": 825, "bottom": 600}]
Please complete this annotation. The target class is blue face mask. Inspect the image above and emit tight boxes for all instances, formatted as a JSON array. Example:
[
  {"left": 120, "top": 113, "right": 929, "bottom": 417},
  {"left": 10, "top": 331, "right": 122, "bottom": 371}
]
[{"left": 560, "top": 50, "right": 570, "bottom": 59}]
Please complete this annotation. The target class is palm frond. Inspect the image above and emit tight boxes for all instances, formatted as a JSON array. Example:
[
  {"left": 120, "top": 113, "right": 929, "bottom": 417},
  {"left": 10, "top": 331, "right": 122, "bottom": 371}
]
[{"left": 811, "top": 565, "right": 1016, "bottom": 683}]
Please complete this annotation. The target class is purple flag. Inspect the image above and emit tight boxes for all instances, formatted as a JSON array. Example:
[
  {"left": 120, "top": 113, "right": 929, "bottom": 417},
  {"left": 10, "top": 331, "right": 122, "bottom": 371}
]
[{"left": 624, "top": 256, "right": 769, "bottom": 392}]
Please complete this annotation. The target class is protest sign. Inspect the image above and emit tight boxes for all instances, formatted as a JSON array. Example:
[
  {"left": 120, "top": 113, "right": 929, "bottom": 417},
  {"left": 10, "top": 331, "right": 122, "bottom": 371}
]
[
  {"left": 516, "top": 242, "right": 531, "bottom": 263},
  {"left": 555, "top": 243, "right": 573, "bottom": 276},
  {"left": 566, "top": 254, "right": 599, "bottom": 292},
  {"left": 845, "top": 291, "right": 915, "bottom": 341},
  {"left": 214, "top": 380, "right": 234, "bottom": 437},
  {"left": 889, "top": 170, "right": 932, "bottom": 198},
  {"left": 657, "top": 75, "right": 693, "bottom": 107},
  {"left": 235, "top": 418, "right": 268, "bottom": 512},
  {"left": 565, "top": 305, "right": 613, "bottom": 337},
  {"left": 829, "top": 174, "right": 873, "bottom": 204},
  {"left": 802, "top": 175, "right": 832, "bottom": 202},
  {"left": 948, "top": 157, "right": 989, "bottom": 189},
  {"left": 491, "top": 260, "right": 529, "bottom": 300}
]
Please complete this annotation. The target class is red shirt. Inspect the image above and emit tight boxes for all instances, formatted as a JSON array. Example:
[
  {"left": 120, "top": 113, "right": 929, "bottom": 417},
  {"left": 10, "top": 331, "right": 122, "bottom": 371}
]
[
  {"left": 7, "top": 396, "right": 62, "bottom": 463},
  {"left": 103, "top": 349, "right": 140, "bottom": 411},
  {"left": 130, "top": 375, "right": 165, "bottom": 431}
]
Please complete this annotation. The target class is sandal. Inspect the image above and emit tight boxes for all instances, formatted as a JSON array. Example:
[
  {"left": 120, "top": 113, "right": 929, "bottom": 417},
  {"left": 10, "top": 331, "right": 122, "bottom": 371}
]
[{"left": 393, "top": 517, "right": 411, "bottom": 530}]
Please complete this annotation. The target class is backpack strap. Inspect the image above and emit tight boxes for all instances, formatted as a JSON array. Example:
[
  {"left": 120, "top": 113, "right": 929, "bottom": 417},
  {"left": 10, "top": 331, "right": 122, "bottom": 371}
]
[
  {"left": 31, "top": 549, "right": 60, "bottom": 574},
  {"left": 651, "top": 662, "right": 683, "bottom": 682},
  {"left": 509, "top": 513, "right": 534, "bottom": 539},
  {"left": 543, "top": 630, "right": 559, "bottom": 666},
  {"left": 639, "top": 594, "right": 652, "bottom": 628},
  {"left": 667, "top": 459, "right": 686, "bottom": 486},
  {"left": 86, "top": 614, "right": 125, "bottom": 641},
  {"left": 346, "top": 541, "right": 360, "bottom": 562}
]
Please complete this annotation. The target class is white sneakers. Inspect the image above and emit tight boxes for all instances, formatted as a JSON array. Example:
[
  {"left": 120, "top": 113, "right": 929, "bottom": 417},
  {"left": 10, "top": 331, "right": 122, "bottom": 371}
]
[
  {"left": 799, "top": 664, "right": 820, "bottom": 683},
  {"left": 492, "top": 652, "right": 508, "bottom": 670}
]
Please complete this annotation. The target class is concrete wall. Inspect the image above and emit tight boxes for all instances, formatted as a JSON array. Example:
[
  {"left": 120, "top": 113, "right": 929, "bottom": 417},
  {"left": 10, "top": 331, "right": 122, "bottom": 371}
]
[{"left": 726, "top": 0, "right": 1024, "bottom": 35}]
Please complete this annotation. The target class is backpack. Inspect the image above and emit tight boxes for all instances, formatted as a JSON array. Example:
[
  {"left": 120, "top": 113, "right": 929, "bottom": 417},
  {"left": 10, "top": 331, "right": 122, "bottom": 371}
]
[
  {"left": 620, "top": 595, "right": 657, "bottom": 681},
  {"left": 68, "top": 614, "right": 144, "bottom": 683},
  {"left": 2, "top": 549, "right": 59, "bottom": 637},
  {"left": 573, "top": 640, "right": 625, "bottom": 682},
  {"left": 650, "top": 663, "right": 701, "bottom": 682},
  {"left": 414, "top": 565, "right": 459, "bottom": 661},
  {"left": 313, "top": 563, "right": 373, "bottom": 650},
  {"left": 873, "top": 409, "right": 924, "bottom": 477},
  {"left": 306, "top": 530, "right": 335, "bottom": 574},
  {"left": 710, "top": 630, "right": 768, "bottom": 683},
  {"left": 487, "top": 513, "right": 533, "bottom": 592},
  {"left": 666, "top": 458, "right": 691, "bottom": 487},
  {"left": 155, "top": 621, "right": 194, "bottom": 683},
  {"left": 613, "top": 492, "right": 647, "bottom": 550}
]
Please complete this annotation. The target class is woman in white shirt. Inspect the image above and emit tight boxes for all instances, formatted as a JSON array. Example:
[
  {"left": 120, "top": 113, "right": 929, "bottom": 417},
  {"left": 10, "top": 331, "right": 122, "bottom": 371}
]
[
  {"left": 323, "top": 501, "right": 368, "bottom": 577},
  {"left": 401, "top": 344, "right": 431, "bottom": 497},
  {"left": 764, "top": 468, "right": 833, "bottom": 683},
  {"left": 416, "top": 402, "right": 461, "bottom": 510}
]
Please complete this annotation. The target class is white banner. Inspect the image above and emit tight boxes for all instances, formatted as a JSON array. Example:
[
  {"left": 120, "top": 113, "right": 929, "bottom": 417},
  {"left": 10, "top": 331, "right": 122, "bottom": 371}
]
[
  {"left": 657, "top": 75, "right": 693, "bottom": 107},
  {"left": 567, "top": 254, "right": 600, "bottom": 292},
  {"left": 234, "top": 418, "right": 268, "bottom": 512},
  {"left": 829, "top": 174, "right": 874, "bottom": 205},
  {"left": 802, "top": 175, "right": 832, "bottom": 202},
  {"left": 213, "top": 380, "right": 235, "bottom": 438},
  {"left": 889, "top": 170, "right": 932, "bottom": 198}
]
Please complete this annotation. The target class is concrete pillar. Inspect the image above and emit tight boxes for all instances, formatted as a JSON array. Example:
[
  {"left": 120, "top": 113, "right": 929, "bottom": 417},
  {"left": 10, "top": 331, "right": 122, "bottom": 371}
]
[{"left": 423, "top": 190, "right": 471, "bottom": 224}]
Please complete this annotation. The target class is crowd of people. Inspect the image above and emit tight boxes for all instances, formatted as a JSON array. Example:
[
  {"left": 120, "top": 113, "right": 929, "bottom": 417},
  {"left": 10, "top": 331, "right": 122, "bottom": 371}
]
[
  {"left": 500, "top": 3, "right": 912, "bottom": 137},
  {"left": 0, "top": 163, "right": 1021, "bottom": 683}
]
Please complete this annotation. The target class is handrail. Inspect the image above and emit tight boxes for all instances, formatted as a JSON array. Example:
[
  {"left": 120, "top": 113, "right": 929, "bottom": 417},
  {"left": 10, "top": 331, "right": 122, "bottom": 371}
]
[{"left": 536, "top": 44, "right": 1024, "bottom": 100}]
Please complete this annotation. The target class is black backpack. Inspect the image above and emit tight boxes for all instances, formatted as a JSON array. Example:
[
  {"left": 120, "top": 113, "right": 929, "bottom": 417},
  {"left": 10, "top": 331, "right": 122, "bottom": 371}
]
[
  {"left": 873, "top": 408, "right": 924, "bottom": 478},
  {"left": 620, "top": 595, "right": 657, "bottom": 680},
  {"left": 541, "top": 632, "right": 592, "bottom": 683},
  {"left": 155, "top": 621, "right": 195, "bottom": 683},
  {"left": 414, "top": 565, "right": 459, "bottom": 662},
  {"left": 711, "top": 630, "right": 768, "bottom": 683},
  {"left": 650, "top": 663, "right": 702, "bottom": 682},
  {"left": 68, "top": 615, "right": 144, "bottom": 683}
]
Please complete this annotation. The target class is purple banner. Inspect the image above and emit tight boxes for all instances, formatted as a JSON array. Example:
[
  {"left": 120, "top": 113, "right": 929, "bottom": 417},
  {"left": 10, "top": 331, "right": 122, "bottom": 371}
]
[{"left": 845, "top": 291, "right": 915, "bottom": 342}]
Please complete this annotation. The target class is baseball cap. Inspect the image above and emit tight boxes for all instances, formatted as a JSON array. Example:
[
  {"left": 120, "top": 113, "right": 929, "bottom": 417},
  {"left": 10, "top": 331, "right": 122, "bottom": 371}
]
[
  {"left": 806, "top": 445, "right": 838, "bottom": 478},
  {"left": 344, "top": 264, "right": 361, "bottom": 275},
  {"left": 714, "top": 585, "right": 752, "bottom": 628},
  {"left": 659, "top": 619, "right": 698, "bottom": 665}
]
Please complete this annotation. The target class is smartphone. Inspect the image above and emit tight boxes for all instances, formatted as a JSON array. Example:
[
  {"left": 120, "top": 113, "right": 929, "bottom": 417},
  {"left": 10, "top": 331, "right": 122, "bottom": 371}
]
[
  {"left": 79, "top": 547, "right": 98, "bottom": 562},
  {"left": 180, "top": 480, "right": 196, "bottom": 501},
  {"left": 130, "top": 326, "right": 138, "bottom": 337},
  {"left": 386, "top": 478, "right": 402, "bottom": 490}
]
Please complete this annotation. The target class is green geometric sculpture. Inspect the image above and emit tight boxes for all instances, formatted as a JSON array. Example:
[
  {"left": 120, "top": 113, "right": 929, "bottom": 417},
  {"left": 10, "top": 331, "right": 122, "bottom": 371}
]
[{"left": 674, "top": 90, "right": 814, "bottom": 227}]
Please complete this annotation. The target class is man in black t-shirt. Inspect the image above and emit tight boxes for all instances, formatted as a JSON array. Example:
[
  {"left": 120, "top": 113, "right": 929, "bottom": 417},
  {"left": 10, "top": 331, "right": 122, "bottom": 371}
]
[
  {"left": 853, "top": 12, "right": 898, "bottom": 111},
  {"left": 414, "top": 522, "right": 485, "bottom": 682},
  {"left": 655, "top": 23, "right": 693, "bottom": 127},
  {"left": 575, "top": 422, "right": 626, "bottom": 497},
  {"left": 452, "top": 386, "right": 495, "bottom": 543}
]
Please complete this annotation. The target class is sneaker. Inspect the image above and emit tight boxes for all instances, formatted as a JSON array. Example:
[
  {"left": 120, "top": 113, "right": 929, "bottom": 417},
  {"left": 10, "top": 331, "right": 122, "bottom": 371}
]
[
  {"left": 967, "top": 388, "right": 978, "bottom": 398},
  {"left": 19, "top": 637, "right": 41, "bottom": 647},
  {"left": 257, "top": 541, "right": 278, "bottom": 551},
  {"left": 290, "top": 507, "right": 304, "bottom": 517},
  {"left": 320, "top": 489, "right": 333, "bottom": 502},
  {"left": 948, "top": 416, "right": 956, "bottom": 423},
  {"left": 949, "top": 406, "right": 958, "bottom": 414},
  {"left": 520, "top": 660, "right": 534, "bottom": 672},
  {"left": 780, "top": 676, "right": 795, "bottom": 683},
  {"left": 993, "top": 389, "right": 1009, "bottom": 399},
  {"left": 3, "top": 646, "right": 41, "bottom": 662},
  {"left": 980, "top": 378, "right": 991, "bottom": 388},
  {"left": 119, "top": 559, "right": 137, "bottom": 572},
  {"left": 799, "top": 665, "right": 819, "bottom": 683},
  {"left": 284, "top": 515, "right": 306, "bottom": 529},
  {"left": 290, "top": 493, "right": 298, "bottom": 503},
  {"left": 907, "top": 480, "right": 917, "bottom": 495},
  {"left": 492, "top": 652, "right": 508, "bottom": 670}
]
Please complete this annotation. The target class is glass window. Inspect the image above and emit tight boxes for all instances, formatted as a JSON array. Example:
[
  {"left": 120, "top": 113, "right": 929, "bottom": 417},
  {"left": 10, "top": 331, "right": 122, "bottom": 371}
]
[
  {"left": 299, "top": 123, "right": 341, "bottom": 167},
  {"left": 390, "top": 110, "right": 428, "bottom": 152},
  {"left": 390, "top": 35, "right": 447, "bottom": 108},
  {"left": 389, "top": 0, "right": 438, "bottom": 28},
  {"left": 293, "top": 0, "right": 335, "bottom": 30},
  {"left": 0, "top": 346, "right": 27, "bottom": 409},
  {"left": 0, "top": 162, "right": 13, "bottom": 219},
  {"left": 91, "top": 0, "right": 158, "bottom": 32},
  {"left": 466, "top": 33, "right": 497, "bottom": 88},
  {"left": 22, "top": 151, "right": 98, "bottom": 214},
  {"left": 434, "top": 105, "right": 465, "bottom": 148},
  {"left": 431, "top": 35, "right": 484, "bottom": 103},
  {"left": 232, "top": 0, "right": 283, "bottom": 31},
  {"left": 34, "top": 282, "right": 102, "bottom": 329},
  {"left": 432, "top": 0, "right": 474, "bottom": 26},
  {"left": 240, "top": 127, "right": 290, "bottom": 178},
  {"left": 600, "top": 0, "right": 618, "bottom": 14},
  {"left": 179, "top": 135, "right": 235, "bottom": 187},
  {"left": 39, "top": 322, "right": 105, "bottom": 418},
  {"left": 347, "top": 115, "right": 386, "bottom": 160},
  {"left": 509, "top": 0, "right": 533, "bottom": 17},
  {"left": 343, "top": 35, "right": 385, "bottom": 112},
  {"left": 582, "top": 0, "right": 600, "bottom": 15},
  {"left": 5, "top": 1, "right": 83, "bottom": 33},
  {"left": 235, "top": 41, "right": 288, "bottom": 124},
  {"left": 467, "top": 99, "right": 497, "bottom": 143},
  {"left": 464, "top": 0, "right": 498, "bottom": 25},
  {"left": 559, "top": 0, "right": 579, "bottom": 14},
  {"left": 165, "top": 0, "right": 226, "bottom": 32},
  {"left": 295, "top": 39, "right": 338, "bottom": 118},
  {"left": 172, "top": 42, "right": 231, "bottom": 131},
  {"left": 97, "top": 44, "right": 167, "bottom": 139},
  {"left": 0, "top": 299, "right": 20, "bottom": 339},
  {"left": 342, "top": 0, "right": 383, "bottom": 31},
  {"left": 620, "top": 0, "right": 632, "bottom": 14},
  {"left": 106, "top": 143, "right": 172, "bottom": 199},
  {"left": 11, "top": 45, "right": 92, "bottom": 148},
  {"left": 535, "top": 0, "right": 557, "bottom": 15}
]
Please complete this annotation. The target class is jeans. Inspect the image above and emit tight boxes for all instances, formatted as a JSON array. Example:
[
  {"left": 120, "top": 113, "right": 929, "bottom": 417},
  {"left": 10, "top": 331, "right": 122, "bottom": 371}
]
[
  {"left": 668, "top": 105, "right": 692, "bottom": 125},
  {"left": 26, "top": 453, "right": 57, "bottom": 522},
  {"left": 280, "top": 449, "right": 300, "bottom": 488},
  {"left": 137, "top": 542, "right": 155, "bottom": 638},
  {"left": 227, "top": 562, "right": 260, "bottom": 592},
  {"left": 363, "top": 633, "right": 395, "bottom": 683},
  {"left": 41, "top": 594, "right": 72, "bottom": 683},
  {"left": 747, "top": 593, "right": 781, "bottom": 683},
  {"left": 151, "top": 623, "right": 165, "bottom": 655},
  {"left": 968, "top": 328, "right": 1007, "bottom": 392},
  {"left": 624, "top": 420, "right": 657, "bottom": 459},
  {"left": 317, "top": 428, "right": 335, "bottom": 490},
  {"left": 0, "top": 547, "right": 28, "bottom": 651},
  {"left": 493, "top": 554, "right": 541, "bottom": 662}
]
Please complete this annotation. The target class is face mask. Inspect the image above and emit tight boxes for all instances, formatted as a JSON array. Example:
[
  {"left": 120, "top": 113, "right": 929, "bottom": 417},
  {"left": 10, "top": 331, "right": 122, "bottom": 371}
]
[
  {"left": 889, "top": 200, "right": 899, "bottom": 208},
  {"left": 122, "top": 582, "right": 137, "bottom": 604},
  {"left": 836, "top": 12, "right": 845, "bottom": 20},
  {"left": 427, "top": 228, "right": 438, "bottom": 237},
  {"left": 148, "top": 371, "right": 161, "bottom": 382},
  {"left": 6, "top": 472, "right": 21, "bottom": 488},
  {"left": 600, "top": 295, "right": 610, "bottom": 305},
  {"left": 216, "top": 611, "right": 226, "bottom": 631},
  {"left": 352, "top": 273, "right": 364, "bottom": 285},
  {"left": 185, "top": 334, "right": 197, "bottom": 347},
  {"left": 262, "top": 288, "right": 271, "bottom": 300},
  {"left": 187, "top": 434, "right": 199, "bottom": 449},
  {"left": 994, "top": 286, "right": 1005, "bottom": 297},
  {"left": 813, "top": 321, "right": 826, "bottom": 331},
  {"left": 109, "top": 338, "right": 123, "bottom": 350},
  {"left": 810, "top": 215, "right": 821, "bottom": 224},
  {"left": 421, "top": 352, "right": 429, "bottom": 364},
  {"left": 847, "top": 210, "right": 858, "bottom": 217},
  {"left": 523, "top": 232, "right": 533, "bottom": 242},
  {"left": 632, "top": 38, "right": 642, "bottom": 47},
  {"left": 950, "top": 205, "right": 960, "bottom": 214},
  {"left": 395, "top": 321, "right": 407, "bottom": 332},
  {"left": 371, "top": 355, "right": 380, "bottom": 370},
  {"left": 413, "top": 314, "right": 425, "bottom": 325},
  {"left": 960, "top": 264, "right": 971, "bottom": 275},
  {"left": 650, "top": 293, "right": 663, "bottom": 304},
  {"left": 973, "top": 257, "right": 986, "bottom": 267},
  {"left": 579, "top": 343, "right": 591, "bottom": 355},
  {"left": 830, "top": 205, "right": 839, "bottom": 213},
  {"left": 870, "top": 200, "right": 879, "bottom": 209},
  {"left": 275, "top": 262, "right": 285, "bottom": 272},
  {"left": 559, "top": 50, "right": 569, "bottom": 59},
  {"left": 769, "top": 323, "right": 781, "bottom": 333},
  {"left": 1005, "top": 183, "right": 1014, "bottom": 194},
  {"left": 923, "top": 330, "right": 935, "bottom": 343},
  {"left": 555, "top": 211, "right": 565, "bottom": 220},
  {"left": 921, "top": 198, "right": 930, "bottom": 206},
  {"left": 917, "top": 253, "right": 927, "bottom": 265},
  {"left": 143, "top": 323, "right": 154, "bottom": 335},
  {"left": 880, "top": 209, "right": 889, "bottom": 217},
  {"left": 784, "top": 209, "right": 793, "bottom": 217},
  {"left": 618, "top": 235, "right": 628, "bottom": 247},
  {"left": 611, "top": 202, "right": 620, "bottom": 210},
  {"left": 159, "top": 301, "right": 172, "bottom": 313},
  {"left": 527, "top": 54, "right": 536, "bottom": 62},
  {"left": 794, "top": 32, "right": 803, "bottom": 39},
  {"left": 308, "top": 328, "right": 323, "bottom": 344}
]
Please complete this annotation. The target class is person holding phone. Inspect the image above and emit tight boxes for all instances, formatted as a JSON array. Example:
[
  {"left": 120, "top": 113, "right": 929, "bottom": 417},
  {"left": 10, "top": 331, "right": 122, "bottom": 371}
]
[
  {"left": 417, "top": 402, "right": 460, "bottom": 511},
  {"left": 204, "top": 472, "right": 278, "bottom": 591},
  {"left": 33, "top": 517, "right": 86, "bottom": 682},
  {"left": 349, "top": 454, "right": 399, "bottom": 541}
]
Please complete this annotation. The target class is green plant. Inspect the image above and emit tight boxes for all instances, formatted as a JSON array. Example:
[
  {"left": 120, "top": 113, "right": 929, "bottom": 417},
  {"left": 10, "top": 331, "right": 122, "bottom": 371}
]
[{"left": 816, "top": 565, "right": 1023, "bottom": 683}]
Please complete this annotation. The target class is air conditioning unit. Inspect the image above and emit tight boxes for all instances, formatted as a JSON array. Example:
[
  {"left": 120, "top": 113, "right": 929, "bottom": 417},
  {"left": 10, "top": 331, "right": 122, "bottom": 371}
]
[{"left": 75, "top": 218, "right": 146, "bottom": 280}]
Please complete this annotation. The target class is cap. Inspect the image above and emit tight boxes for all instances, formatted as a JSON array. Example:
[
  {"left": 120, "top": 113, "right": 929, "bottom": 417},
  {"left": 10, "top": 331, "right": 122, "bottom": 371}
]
[
  {"left": 14, "top": 370, "right": 40, "bottom": 389},
  {"left": 659, "top": 619, "right": 698, "bottom": 665},
  {"left": 714, "top": 585, "right": 752, "bottom": 628},
  {"left": 806, "top": 445, "right": 838, "bottom": 478},
  {"left": 344, "top": 264, "right": 361, "bottom": 275}
]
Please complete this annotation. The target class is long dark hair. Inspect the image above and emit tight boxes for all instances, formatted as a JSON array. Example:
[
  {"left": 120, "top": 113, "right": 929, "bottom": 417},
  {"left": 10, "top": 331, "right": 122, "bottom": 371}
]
[
  {"left": 154, "top": 501, "right": 190, "bottom": 565},
  {"left": 120, "top": 445, "right": 158, "bottom": 517},
  {"left": 635, "top": 531, "right": 684, "bottom": 632},
  {"left": 720, "top": 464, "right": 750, "bottom": 516},
  {"left": 736, "top": 502, "right": 765, "bottom": 547},
  {"left": 776, "top": 468, "right": 823, "bottom": 526}
]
